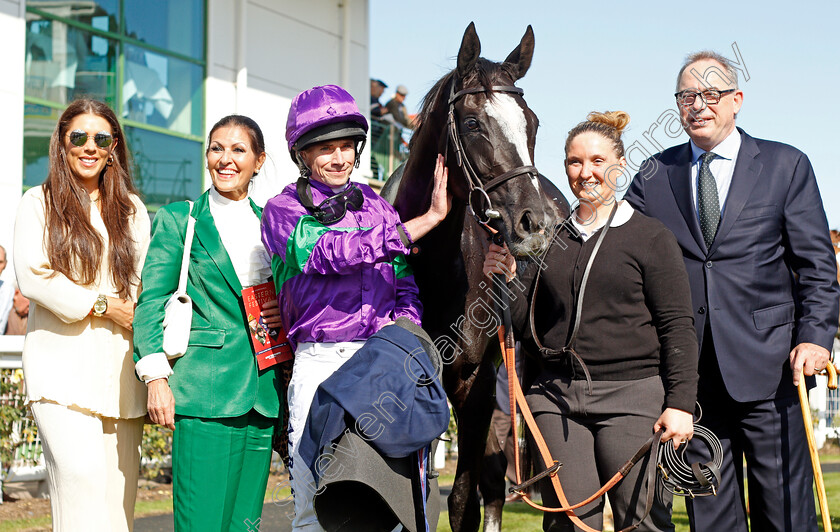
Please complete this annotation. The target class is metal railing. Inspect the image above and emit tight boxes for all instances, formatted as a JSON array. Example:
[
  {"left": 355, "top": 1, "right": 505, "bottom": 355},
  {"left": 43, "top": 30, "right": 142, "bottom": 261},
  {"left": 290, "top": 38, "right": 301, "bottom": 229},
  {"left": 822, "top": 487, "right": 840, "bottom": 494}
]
[
  {"left": 813, "top": 338, "right": 840, "bottom": 448},
  {"left": 0, "top": 337, "right": 46, "bottom": 502},
  {"left": 370, "top": 117, "right": 411, "bottom": 181}
]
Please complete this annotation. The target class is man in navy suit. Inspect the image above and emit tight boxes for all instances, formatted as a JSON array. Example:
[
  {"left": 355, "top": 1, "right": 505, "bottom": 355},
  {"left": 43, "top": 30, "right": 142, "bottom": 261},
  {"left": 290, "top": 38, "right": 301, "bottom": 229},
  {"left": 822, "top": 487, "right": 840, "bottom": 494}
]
[{"left": 624, "top": 51, "right": 839, "bottom": 531}]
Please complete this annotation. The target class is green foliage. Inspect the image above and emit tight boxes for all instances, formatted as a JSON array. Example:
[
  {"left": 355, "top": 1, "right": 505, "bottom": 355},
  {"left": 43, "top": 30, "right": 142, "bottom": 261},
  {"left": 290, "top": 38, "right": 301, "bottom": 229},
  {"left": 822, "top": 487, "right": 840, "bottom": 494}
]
[
  {"left": 140, "top": 423, "right": 172, "bottom": 480},
  {"left": 0, "top": 369, "right": 37, "bottom": 481}
]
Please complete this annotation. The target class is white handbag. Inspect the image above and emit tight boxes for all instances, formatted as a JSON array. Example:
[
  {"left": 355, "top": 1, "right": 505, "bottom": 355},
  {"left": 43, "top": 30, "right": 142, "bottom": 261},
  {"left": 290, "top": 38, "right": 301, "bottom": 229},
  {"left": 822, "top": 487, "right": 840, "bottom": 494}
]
[{"left": 162, "top": 201, "right": 196, "bottom": 359}]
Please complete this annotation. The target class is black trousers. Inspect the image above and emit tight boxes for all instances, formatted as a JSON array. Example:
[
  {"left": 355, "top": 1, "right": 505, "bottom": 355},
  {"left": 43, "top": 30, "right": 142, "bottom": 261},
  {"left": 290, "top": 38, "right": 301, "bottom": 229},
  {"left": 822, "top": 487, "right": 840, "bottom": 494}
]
[
  {"left": 686, "top": 330, "right": 817, "bottom": 532},
  {"left": 526, "top": 374, "right": 673, "bottom": 532}
]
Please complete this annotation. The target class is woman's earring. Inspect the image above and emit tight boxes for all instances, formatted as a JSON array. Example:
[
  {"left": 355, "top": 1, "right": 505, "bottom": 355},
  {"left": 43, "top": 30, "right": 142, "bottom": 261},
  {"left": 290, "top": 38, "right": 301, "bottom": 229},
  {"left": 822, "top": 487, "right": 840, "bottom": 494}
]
[{"left": 106, "top": 156, "right": 114, "bottom": 166}]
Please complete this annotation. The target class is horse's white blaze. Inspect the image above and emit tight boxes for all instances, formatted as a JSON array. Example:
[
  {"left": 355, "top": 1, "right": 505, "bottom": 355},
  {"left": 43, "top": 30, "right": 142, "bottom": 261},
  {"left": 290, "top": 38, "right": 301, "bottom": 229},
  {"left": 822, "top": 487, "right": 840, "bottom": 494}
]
[{"left": 483, "top": 94, "right": 540, "bottom": 194}]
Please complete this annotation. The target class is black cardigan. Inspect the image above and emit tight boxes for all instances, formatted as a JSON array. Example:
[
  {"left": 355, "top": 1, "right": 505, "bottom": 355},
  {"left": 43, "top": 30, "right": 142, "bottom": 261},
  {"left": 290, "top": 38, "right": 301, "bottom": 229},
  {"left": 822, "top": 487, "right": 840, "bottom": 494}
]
[{"left": 515, "top": 209, "right": 698, "bottom": 412}]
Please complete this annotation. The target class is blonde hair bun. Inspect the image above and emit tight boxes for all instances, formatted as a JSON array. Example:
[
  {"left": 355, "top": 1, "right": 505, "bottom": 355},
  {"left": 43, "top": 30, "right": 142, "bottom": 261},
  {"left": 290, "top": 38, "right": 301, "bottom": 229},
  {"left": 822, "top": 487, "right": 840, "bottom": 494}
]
[{"left": 586, "top": 111, "right": 630, "bottom": 135}]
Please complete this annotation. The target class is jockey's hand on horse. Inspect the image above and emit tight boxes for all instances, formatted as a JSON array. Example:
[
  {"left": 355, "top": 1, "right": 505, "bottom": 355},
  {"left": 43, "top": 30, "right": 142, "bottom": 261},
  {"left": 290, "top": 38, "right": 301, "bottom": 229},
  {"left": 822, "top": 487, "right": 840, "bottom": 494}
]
[
  {"left": 483, "top": 243, "right": 516, "bottom": 282},
  {"left": 654, "top": 407, "right": 694, "bottom": 450},
  {"left": 402, "top": 154, "right": 452, "bottom": 240}
]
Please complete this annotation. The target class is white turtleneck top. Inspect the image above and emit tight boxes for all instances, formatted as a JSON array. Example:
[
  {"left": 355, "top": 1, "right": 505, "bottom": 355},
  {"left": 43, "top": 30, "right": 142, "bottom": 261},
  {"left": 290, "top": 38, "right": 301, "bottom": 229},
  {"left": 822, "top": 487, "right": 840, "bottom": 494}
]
[{"left": 208, "top": 187, "right": 271, "bottom": 288}]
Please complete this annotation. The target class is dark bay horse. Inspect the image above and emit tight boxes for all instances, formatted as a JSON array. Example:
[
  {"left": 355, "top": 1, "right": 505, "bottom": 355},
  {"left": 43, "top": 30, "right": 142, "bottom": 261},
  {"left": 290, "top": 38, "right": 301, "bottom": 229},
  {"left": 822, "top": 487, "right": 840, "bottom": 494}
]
[{"left": 383, "top": 22, "right": 570, "bottom": 532}]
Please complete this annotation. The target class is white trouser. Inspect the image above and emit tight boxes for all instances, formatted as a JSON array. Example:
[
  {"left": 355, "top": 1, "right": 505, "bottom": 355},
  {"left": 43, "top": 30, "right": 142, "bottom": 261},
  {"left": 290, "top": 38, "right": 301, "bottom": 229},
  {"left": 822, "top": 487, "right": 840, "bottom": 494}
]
[
  {"left": 287, "top": 341, "right": 364, "bottom": 531},
  {"left": 29, "top": 401, "right": 144, "bottom": 532}
]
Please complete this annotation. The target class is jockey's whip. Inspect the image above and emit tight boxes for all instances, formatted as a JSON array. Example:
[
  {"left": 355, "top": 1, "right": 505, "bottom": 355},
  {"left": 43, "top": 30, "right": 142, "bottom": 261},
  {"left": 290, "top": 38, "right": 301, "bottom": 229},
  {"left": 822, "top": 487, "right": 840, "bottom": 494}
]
[{"left": 799, "top": 363, "right": 837, "bottom": 532}]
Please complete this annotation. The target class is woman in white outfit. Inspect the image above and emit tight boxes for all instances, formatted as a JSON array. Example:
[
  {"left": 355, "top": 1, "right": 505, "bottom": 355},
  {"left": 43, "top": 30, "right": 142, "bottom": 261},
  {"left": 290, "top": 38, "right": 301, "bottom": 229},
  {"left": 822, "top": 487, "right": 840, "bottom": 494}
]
[{"left": 14, "top": 98, "right": 150, "bottom": 532}]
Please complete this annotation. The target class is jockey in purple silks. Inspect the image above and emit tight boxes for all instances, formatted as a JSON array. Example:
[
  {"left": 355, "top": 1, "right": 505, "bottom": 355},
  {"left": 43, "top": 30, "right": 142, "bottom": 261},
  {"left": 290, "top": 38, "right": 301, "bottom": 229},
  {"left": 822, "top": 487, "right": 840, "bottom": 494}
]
[{"left": 261, "top": 84, "right": 450, "bottom": 531}]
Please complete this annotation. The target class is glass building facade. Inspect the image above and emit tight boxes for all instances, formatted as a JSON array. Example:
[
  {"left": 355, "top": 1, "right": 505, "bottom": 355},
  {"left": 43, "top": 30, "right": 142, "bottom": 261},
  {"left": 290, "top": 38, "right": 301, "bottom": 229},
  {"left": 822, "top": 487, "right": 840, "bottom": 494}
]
[{"left": 23, "top": 0, "right": 206, "bottom": 212}]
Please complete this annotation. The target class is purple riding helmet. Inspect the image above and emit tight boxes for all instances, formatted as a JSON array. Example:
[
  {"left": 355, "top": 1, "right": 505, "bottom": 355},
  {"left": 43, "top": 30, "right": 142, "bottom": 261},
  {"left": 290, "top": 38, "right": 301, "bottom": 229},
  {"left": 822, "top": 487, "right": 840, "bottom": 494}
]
[{"left": 286, "top": 84, "right": 369, "bottom": 174}]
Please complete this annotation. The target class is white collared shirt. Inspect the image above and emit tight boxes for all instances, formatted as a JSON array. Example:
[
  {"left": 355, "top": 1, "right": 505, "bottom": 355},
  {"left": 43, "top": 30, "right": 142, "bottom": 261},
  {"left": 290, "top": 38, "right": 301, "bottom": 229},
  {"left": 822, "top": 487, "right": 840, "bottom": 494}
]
[
  {"left": 689, "top": 128, "right": 742, "bottom": 219},
  {"left": 571, "top": 200, "right": 634, "bottom": 242}
]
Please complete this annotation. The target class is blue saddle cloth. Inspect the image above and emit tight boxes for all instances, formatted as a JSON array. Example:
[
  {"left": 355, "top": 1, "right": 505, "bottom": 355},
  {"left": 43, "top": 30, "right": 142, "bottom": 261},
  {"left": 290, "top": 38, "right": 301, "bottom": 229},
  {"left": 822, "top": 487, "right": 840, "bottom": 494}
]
[{"left": 299, "top": 322, "right": 450, "bottom": 480}]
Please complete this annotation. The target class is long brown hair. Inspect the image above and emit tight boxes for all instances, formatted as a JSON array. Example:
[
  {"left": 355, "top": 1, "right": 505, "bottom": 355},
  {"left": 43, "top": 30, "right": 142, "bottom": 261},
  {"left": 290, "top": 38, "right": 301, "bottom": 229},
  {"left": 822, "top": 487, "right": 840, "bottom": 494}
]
[{"left": 43, "top": 99, "right": 140, "bottom": 299}]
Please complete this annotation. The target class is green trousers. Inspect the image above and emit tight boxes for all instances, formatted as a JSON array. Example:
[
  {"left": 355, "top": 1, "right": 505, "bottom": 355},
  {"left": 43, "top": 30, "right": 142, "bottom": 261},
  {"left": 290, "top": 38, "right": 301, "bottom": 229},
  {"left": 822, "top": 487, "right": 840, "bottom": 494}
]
[{"left": 172, "top": 410, "right": 274, "bottom": 532}]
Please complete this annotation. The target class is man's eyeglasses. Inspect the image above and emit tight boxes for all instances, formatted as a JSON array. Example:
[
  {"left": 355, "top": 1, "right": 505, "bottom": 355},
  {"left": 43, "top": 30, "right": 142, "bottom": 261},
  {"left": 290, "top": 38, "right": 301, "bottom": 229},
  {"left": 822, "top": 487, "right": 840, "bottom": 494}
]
[
  {"left": 674, "top": 89, "right": 736, "bottom": 108},
  {"left": 69, "top": 129, "right": 114, "bottom": 148},
  {"left": 313, "top": 184, "right": 364, "bottom": 225}
]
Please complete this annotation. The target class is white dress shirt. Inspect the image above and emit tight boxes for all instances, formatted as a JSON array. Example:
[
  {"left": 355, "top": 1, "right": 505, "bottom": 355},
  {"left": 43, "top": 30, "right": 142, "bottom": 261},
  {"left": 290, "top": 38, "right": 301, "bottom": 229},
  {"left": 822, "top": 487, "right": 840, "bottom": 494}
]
[{"left": 689, "top": 128, "right": 742, "bottom": 219}]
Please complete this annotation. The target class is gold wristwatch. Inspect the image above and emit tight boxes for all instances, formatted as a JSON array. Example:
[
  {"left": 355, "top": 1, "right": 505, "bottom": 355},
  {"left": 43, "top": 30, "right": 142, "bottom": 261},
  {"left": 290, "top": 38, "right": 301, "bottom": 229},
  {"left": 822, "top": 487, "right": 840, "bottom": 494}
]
[{"left": 92, "top": 294, "right": 108, "bottom": 317}]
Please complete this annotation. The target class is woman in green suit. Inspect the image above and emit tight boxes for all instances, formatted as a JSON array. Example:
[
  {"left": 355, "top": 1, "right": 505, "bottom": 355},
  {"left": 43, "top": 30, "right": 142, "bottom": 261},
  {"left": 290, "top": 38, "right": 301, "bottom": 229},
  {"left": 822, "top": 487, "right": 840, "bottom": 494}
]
[{"left": 133, "top": 115, "right": 282, "bottom": 531}]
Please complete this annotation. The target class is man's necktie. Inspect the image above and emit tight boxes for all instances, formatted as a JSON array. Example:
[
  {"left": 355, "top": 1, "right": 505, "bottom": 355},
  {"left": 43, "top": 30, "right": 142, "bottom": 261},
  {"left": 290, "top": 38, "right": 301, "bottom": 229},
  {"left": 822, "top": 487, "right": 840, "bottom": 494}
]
[{"left": 698, "top": 151, "right": 720, "bottom": 249}]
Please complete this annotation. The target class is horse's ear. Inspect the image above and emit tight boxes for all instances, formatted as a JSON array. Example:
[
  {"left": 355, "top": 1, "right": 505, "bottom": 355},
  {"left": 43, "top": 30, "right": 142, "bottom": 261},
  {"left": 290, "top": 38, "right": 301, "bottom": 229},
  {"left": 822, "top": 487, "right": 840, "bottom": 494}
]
[
  {"left": 457, "top": 22, "right": 481, "bottom": 79},
  {"left": 503, "top": 25, "right": 535, "bottom": 80}
]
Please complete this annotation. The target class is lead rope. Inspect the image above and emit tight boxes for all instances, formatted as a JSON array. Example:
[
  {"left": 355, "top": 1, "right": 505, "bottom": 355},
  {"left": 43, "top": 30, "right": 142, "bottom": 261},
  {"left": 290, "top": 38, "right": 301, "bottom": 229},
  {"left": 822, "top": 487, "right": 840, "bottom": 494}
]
[{"left": 497, "top": 291, "right": 662, "bottom": 532}]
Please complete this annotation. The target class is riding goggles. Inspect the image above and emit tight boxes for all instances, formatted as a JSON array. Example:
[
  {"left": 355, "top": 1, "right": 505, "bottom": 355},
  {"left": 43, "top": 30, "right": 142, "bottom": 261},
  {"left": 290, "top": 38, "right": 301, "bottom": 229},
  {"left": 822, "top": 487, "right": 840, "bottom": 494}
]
[
  {"left": 312, "top": 184, "right": 364, "bottom": 225},
  {"left": 69, "top": 129, "right": 114, "bottom": 148}
]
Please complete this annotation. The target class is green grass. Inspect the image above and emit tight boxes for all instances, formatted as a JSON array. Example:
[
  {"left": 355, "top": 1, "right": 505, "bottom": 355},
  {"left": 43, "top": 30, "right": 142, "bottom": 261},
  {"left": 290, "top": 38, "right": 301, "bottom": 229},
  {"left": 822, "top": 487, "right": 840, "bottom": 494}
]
[
  {"left": 134, "top": 498, "right": 173, "bottom": 517},
  {"left": 0, "top": 515, "right": 52, "bottom": 532},
  {"left": 435, "top": 472, "right": 840, "bottom": 531},
  {"left": 2, "top": 471, "right": 839, "bottom": 531}
]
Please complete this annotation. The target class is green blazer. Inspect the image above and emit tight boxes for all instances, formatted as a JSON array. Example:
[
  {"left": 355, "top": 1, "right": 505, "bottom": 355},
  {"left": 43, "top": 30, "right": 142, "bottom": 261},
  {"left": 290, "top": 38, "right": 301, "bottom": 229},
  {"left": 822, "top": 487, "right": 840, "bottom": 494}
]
[{"left": 133, "top": 190, "right": 281, "bottom": 419}]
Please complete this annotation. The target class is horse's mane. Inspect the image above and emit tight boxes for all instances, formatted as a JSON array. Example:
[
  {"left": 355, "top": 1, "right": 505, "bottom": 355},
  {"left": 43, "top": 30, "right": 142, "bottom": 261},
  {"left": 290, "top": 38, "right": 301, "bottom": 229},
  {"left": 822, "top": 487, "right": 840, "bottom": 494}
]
[
  {"left": 397, "top": 58, "right": 516, "bottom": 220},
  {"left": 411, "top": 58, "right": 512, "bottom": 146}
]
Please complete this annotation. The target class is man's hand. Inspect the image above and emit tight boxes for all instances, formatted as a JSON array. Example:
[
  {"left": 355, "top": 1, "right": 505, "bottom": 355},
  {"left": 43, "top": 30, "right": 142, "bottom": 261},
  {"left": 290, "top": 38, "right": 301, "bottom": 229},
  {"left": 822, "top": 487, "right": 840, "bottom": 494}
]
[
  {"left": 147, "top": 378, "right": 176, "bottom": 430},
  {"left": 790, "top": 342, "right": 831, "bottom": 386},
  {"left": 654, "top": 408, "right": 694, "bottom": 450}
]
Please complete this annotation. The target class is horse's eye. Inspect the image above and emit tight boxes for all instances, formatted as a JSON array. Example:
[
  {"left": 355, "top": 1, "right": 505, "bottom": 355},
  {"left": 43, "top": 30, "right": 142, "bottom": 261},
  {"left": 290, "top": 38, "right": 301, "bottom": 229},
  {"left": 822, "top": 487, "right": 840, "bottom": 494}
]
[{"left": 464, "top": 117, "right": 480, "bottom": 131}]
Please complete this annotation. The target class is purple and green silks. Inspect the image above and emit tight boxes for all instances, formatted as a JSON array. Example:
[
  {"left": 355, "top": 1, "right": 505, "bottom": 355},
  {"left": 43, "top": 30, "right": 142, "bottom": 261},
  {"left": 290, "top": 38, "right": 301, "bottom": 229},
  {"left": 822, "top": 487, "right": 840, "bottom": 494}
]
[{"left": 261, "top": 179, "right": 421, "bottom": 350}]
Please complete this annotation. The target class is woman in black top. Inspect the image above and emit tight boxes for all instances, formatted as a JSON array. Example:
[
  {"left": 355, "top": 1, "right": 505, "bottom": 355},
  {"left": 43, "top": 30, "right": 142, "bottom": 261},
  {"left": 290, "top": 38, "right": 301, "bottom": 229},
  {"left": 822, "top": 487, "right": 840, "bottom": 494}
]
[{"left": 485, "top": 111, "right": 698, "bottom": 531}]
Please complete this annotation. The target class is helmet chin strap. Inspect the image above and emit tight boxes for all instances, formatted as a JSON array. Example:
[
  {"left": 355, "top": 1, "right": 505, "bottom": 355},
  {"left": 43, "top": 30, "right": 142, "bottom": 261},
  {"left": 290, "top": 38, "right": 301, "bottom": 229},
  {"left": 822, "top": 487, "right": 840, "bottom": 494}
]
[{"left": 295, "top": 152, "right": 312, "bottom": 177}]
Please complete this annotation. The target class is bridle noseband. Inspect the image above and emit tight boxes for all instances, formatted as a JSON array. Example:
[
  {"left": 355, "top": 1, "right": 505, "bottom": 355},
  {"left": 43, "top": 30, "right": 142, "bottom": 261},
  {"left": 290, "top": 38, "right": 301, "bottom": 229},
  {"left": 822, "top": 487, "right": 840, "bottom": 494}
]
[{"left": 445, "top": 82, "right": 540, "bottom": 227}]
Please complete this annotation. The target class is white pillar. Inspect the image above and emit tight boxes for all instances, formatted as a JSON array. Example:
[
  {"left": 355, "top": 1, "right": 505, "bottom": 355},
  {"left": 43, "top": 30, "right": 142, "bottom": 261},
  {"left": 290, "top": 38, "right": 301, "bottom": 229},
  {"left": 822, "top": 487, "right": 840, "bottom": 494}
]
[
  {"left": 339, "top": 0, "right": 350, "bottom": 89},
  {"left": 235, "top": 0, "right": 248, "bottom": 113},
  {"left": 0, "top": 0, "right": 26, "bottom": 282}
]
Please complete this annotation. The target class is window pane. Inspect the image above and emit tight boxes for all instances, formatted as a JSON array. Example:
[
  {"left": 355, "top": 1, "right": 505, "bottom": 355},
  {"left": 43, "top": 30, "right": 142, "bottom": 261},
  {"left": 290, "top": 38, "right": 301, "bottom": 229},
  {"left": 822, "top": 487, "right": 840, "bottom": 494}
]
[
  {"left": 27, "top": 1, "right": 119, "bottom": 32},
  {"left": 125, "top": 126, "right": 204, "bottom": 212},
  {"left": 124, "top": 0, "right": 204, "bottom": 60},
  {"left": 25, "top": 16, "right": 117, "bottom": 107},
  {"left": 23, "top": 104, "right": 63, "bottom": 190},
  {"left": 123, "top": 45, "right": 203, "bottom": 136}
]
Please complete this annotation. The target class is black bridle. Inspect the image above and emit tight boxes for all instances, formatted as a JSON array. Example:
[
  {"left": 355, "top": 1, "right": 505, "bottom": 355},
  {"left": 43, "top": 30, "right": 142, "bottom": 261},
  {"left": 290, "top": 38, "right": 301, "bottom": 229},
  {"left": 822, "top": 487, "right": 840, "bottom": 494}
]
[{"left": 445, "top": 82, "right": 540, "bottom": 228}]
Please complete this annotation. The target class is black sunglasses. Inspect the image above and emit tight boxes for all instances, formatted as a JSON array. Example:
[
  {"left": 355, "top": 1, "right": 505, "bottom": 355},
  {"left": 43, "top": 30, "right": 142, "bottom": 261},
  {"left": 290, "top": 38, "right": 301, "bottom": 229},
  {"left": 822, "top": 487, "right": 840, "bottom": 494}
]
[
  {"left": 312, "top": 185, "right": 364, "bottom": 225},
  {"left": 69, "top": 129, "right": 114, "bottom": 148}
]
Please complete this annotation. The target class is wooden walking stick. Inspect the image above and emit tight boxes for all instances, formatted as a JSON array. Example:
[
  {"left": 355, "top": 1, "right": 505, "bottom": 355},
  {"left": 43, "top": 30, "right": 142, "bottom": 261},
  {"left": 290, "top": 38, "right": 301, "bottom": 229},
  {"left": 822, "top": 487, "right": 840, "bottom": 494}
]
[{"left": 798, "top": 363, "right": 837, "bottom": 532}]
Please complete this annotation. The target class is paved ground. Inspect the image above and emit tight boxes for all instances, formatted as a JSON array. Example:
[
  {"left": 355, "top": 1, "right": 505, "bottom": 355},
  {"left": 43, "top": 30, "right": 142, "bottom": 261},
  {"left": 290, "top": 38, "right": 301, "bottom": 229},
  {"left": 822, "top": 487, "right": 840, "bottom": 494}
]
[
  {"left": 134, "top": 502, "right": 294, "bottom": 532},
  {"left": 134, "top": 486, "right": 453, "bottom": 532}
]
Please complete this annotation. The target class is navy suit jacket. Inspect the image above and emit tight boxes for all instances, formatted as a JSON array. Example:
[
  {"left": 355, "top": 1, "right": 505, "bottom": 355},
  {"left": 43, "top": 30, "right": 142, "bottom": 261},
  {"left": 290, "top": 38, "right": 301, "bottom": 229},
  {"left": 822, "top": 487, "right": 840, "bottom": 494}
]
[{"left": 624, "top": 128, "right": 839, "bottom": 401}]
